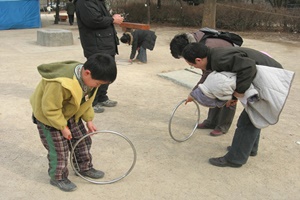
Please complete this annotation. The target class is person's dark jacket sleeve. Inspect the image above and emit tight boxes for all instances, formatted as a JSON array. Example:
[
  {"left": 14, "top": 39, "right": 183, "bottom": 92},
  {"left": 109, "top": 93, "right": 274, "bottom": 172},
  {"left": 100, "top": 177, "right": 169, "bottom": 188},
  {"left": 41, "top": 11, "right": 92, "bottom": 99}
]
[
  {"left": 192, "top": 70, "right": 212, "bottom": 90},
  {"left": 130, "top": 33, "right": 139, "bottom": 60},
  {"left": 77, "top": 1, "right": 113, "bottom": 29},
  {"left": 209, "top": 47, "right": 282, "bottom": 94},
  {"left": 210, "top": 50, "right": 257, "bottom": 94},
  {"left": 76, "top": 0, "right": 119, "bottom": 57}
]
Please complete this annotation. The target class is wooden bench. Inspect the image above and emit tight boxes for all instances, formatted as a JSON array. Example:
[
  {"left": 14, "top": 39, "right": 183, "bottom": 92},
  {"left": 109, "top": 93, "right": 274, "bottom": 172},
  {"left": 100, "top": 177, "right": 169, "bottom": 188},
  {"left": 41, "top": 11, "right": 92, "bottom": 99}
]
[
  {"left": 54, "top": 15, "right": 68, "bottom": 22},
  {"left": 119, "top": 22, "right": 150, "bottom": 32}
]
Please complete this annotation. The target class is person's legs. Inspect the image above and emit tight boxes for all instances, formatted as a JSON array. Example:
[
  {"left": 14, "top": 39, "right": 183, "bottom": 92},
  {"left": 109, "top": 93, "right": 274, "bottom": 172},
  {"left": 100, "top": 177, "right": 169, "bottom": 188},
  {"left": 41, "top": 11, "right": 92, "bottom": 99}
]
[
  {"left": 69, "top": 117, "right": 104, "bottom": 179},
  {"left": 93, "top": 84, "right": 109, "bottom": 106},
  {"left": 92, "top": 54, "right": 117, "bottom": 112},
  {"left": 209, "top": 109, "right": 260, "bottom": 167},
  {"left": 69, "top": 15, "right": 74, "bottom": 25},
  {"left": 213, "top": 105, "right": 236, "bottom": 133},
  {"left": 37, "top": 121, "right": 69, "bottom": 180},
  {"left": 225, "top": 109, "right": 261, "bottom": 165},
  {"left": 36, "top": 119, "right": 77, "bottom": 191},
  {"left": 136, "top": 47, "right": 147, "bottom": 63},
  {"left": 68, "top": 14, "right": 72, "bottom": 25},
  {"left": 92, "top": 87, "right": 105, "bottom": 112},
  {"left": 94, "top": 84, "right": 117, "bottom": 107},
  {"left": 198, "top": 107, "right": 220, "bottom": 129},
  {"left": 251, "top": 133, "right": 260, "bottom": 155},
  {"left": 68, "top": 117, "right": 92, "bottom": 171}
]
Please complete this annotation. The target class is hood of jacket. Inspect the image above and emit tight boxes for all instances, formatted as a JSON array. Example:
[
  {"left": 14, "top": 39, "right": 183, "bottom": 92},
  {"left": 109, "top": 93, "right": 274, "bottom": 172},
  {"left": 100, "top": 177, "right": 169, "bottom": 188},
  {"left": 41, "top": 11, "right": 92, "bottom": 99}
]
[{"left": 37, "top": 60, "right": 80, "bottom": 79}]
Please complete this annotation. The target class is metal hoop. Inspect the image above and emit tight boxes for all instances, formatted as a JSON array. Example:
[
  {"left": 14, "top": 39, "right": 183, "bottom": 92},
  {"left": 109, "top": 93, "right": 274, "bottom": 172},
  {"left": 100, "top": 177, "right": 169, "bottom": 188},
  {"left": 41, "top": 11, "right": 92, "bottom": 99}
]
[
  {"left": 70, "top": 130, "right": 137, "bottom": 184},
  {"left": 168, "top": 99, "right": 200, "bottom": 142}
]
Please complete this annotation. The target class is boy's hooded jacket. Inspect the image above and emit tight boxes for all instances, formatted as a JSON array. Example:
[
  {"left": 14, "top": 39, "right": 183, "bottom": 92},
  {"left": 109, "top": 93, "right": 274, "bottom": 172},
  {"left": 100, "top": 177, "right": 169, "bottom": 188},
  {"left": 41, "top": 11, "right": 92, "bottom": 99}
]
[{"left": 30, "top": 61, "right": 97, "bottom": 130}]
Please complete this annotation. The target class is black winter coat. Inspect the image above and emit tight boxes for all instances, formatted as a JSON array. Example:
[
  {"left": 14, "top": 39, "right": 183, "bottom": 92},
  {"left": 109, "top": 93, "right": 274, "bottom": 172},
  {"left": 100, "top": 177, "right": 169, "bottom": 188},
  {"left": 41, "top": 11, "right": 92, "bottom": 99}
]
[
  {"left": 207, "top": 47, "right": 283, "bottom": 94},
  {"left": 130, "top": 30, "right": 157, "bottom": 60},
  {"left": 76, "top": 0, "right": 119, "bottom": 58}
]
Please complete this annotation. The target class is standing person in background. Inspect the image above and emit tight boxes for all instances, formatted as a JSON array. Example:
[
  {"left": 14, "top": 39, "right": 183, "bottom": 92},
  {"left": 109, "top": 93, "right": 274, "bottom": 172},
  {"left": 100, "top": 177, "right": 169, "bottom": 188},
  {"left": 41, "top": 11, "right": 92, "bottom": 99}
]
[
  {"left": 170, "top": 28, "right": 243, "bottom": 136},
  {"left": 66, "top": 0, "right": 76, "bottom": 25},
  {"left": 120, "top": 30, "right": 157, "bottom": 64},
  {"left": 75, "top": 0, "right": 124, "bottom": 113}
]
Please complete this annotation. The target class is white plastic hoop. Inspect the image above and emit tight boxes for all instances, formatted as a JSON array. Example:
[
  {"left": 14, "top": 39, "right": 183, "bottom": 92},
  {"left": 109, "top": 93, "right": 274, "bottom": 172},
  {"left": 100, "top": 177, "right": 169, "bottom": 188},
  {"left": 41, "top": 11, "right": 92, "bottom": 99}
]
[
  {"left": 168, "top": 99, "right": 200, "bottom": 142},
  {"left": 70, "top": 130, "right": 137, "bottom": 184}
]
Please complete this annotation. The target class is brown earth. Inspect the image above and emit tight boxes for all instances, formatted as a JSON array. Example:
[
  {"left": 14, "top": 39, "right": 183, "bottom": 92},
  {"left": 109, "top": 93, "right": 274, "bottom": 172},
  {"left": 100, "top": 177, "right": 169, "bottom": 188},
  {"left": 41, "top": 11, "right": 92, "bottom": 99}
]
[{"left": 0, "top": 13, "right": 299, "bottom": 200}]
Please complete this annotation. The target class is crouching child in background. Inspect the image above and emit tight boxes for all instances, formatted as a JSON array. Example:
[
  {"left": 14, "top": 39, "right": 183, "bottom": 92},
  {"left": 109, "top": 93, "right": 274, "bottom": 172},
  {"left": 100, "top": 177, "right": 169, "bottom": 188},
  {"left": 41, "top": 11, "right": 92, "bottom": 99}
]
[{"left": 120, "top": 30, "right": 157, "bottom": 64}]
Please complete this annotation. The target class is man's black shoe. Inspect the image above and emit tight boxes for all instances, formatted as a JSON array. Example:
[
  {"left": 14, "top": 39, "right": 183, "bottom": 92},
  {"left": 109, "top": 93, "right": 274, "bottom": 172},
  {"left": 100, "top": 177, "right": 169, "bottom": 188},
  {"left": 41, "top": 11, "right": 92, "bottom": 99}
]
[
  {"left": 209, "top": 156, "right": 242, "bottom": 168},
  {"left": 227, "top": 146, "right": 257, "bottom": 157}
]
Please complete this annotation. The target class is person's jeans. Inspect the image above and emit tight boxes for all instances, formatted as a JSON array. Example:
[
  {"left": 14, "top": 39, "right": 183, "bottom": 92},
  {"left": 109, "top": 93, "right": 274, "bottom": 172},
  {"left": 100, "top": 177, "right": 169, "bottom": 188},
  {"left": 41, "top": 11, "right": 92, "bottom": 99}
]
[
  {"left": 92, "top": 84, "right": 109, "bottom": 106},
  {"left": 136, "top": 47, "right": 147, "bottom": 63},
  {"left": 202, "top": 105, "right": 236, "bottom": 133},
  {"left": 225, "top": 109, "right": 261, "bottom": 165},
  {"left": 68, "top": 14, "right": 74, "bottom": 25}
]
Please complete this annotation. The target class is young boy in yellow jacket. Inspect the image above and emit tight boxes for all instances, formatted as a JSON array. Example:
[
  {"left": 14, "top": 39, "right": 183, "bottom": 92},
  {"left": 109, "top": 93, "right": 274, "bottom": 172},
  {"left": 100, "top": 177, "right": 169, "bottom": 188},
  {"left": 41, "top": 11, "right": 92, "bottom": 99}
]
[{"left": 30, "top": 53, "right": 117, "bottom": 192}]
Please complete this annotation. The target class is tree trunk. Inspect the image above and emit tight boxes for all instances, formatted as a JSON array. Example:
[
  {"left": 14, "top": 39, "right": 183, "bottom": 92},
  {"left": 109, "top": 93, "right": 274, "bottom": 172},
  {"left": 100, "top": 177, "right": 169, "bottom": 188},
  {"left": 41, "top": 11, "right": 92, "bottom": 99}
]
[
  {"left": 157, "top": 0, "right": 161, "bottom": 9},
  {"left": 147, "top": 0, "right": 151, "bottom": 24},
  {"left": 202, "top": 0, "right": 216, "bottom": 28}
]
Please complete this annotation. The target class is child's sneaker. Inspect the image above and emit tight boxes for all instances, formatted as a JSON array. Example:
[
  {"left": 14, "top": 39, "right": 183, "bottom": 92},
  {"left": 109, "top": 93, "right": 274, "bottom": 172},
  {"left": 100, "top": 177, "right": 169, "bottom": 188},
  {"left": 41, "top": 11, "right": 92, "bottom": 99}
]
[
  {"left": 79, "top": 168, "right": 105, "bottom": 179},
  {"left": 50, "top": 178, "right": 77, "bottom": 192}
]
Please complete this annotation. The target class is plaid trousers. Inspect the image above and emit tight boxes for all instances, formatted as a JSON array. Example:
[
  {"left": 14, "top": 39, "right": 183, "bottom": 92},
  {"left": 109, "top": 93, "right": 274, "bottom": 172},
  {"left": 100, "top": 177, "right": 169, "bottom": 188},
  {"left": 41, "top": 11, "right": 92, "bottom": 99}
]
[{"left": 36, "top": 116, "right": 93, "bottom": 180}]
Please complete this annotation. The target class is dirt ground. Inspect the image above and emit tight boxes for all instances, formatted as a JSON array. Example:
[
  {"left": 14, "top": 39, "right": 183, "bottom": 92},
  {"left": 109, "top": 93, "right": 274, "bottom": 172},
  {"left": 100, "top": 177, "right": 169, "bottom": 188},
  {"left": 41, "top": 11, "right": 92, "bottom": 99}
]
[{"left": 0, "top": 13, "right": 300, "bottom": 200}]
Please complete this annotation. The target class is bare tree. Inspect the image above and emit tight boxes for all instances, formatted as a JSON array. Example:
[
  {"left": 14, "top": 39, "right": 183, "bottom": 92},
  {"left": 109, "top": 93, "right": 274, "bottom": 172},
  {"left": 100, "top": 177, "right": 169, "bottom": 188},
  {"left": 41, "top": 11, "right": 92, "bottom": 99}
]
[
  {"left": 267, "top": 0, "right": 288, "bottom": 8},
  {"left": 147, "top": 0, "right": 151, "bottom": 24},
  {"left": 157, "top": 0, "right": 161, "bottom": 9},
  {"left": 202, "top": 0, "right": 216, "bottom": 28}
]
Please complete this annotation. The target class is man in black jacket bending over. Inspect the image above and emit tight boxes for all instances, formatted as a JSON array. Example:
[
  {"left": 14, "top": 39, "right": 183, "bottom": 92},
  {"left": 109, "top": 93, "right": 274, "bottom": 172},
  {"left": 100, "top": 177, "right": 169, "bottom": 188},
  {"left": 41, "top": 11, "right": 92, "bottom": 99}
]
[
  {"left": 182, "top": 43, "right": 283, "bottom": 168},
  {"left": 170, "top": 29, "right": 239, "bottom": 136}
]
